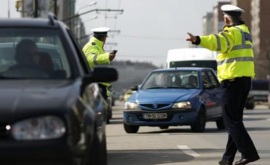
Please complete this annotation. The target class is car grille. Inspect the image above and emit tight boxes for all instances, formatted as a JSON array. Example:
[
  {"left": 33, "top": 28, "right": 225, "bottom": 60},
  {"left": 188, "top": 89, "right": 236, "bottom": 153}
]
[
  {"left": 0, "top": 124, "right": 8, "bottom": 139},
  {"left": 140, "top": 104, "right": 170, "bottom": 109}
]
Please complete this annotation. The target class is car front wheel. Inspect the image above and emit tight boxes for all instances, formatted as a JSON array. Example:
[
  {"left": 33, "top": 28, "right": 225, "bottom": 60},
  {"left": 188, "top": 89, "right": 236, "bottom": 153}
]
[
  {"left": 124, "top": 123, "right": 139, "bottom": 133},
  {"left": 82, "top": 133, "right": 107, "bottom": 165},
  {"left": 191, "top": 108, "right": 206, "bottom": 132}
]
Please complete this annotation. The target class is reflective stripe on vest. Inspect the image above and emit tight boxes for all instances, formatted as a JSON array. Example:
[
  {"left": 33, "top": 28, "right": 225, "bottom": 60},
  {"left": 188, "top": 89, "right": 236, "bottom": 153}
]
[
  {"left": 93, "top": 54, "right": 98, "bottom": 65},
  {"left": 232, "top": 27, "right": 252, "bottom": 51},
  {"left": 217, "top": 57, "right": 254, "bottom": 66},
  {"left": 220, "top": 32, "right": 230, "bottom": 53},
  {"left": 86, "top": 53, "right": 99, "bottom": 65},
  {"left": 214, "top": 34, "right": 221, "bottom": 51}
]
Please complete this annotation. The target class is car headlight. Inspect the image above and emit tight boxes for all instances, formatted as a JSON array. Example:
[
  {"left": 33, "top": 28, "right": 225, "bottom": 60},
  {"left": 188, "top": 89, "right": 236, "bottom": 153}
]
[
  {"left": 125, "top": 102, "right": 139, "bottom": 110},
  {"left": 172, "top": 101, "right": 192, "bottom": 109},
  {"left": 11, "top": 116, "right": 66, "bottom": 141}
]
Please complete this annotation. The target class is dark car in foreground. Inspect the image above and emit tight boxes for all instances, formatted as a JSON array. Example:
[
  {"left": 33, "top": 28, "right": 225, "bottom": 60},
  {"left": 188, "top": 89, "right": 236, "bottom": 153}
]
[
  {"left": 0, "top": 14, "right": 117, "bottom": 165},
  {"left": 123, "top": 68, "right": 224, "bottom": 133}
]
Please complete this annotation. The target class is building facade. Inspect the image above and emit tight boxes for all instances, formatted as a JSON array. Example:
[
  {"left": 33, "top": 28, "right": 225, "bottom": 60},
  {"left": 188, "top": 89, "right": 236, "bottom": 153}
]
[
  {"left": 20, "top": 0, "right": 86, "bottom": 47},
  {"left": 202, "top": 12, "right": 213, "bottom": 35},
  {"left": 213, "top": 2, "right": 229, "bottom": 33},
  {"left": 250, "top": 0, "right": 270, "bottom": 79}
]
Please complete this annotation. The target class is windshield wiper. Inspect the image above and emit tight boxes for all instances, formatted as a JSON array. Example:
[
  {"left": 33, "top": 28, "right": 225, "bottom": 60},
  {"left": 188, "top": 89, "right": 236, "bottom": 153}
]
[
  {"left": 145, "top": 87, "right": 167, "bottom": 89},
  {"left": 0, "top": 75, "right": 25, "bottom": 79}
]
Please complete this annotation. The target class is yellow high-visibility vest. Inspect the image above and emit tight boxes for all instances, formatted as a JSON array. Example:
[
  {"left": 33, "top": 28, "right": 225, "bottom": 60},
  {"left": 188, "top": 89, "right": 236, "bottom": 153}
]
[
  {"left": 82, "top": 37, "right": 111, "bottom": 89},
  {"left": 199, "top": 24, "right": 255, "bottom": 82}
]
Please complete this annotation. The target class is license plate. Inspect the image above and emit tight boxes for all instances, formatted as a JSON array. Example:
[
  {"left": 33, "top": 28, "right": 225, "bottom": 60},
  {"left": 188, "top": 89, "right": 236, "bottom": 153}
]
[{"left": 143, "top": 113, "right": 167, "bottom": 119}]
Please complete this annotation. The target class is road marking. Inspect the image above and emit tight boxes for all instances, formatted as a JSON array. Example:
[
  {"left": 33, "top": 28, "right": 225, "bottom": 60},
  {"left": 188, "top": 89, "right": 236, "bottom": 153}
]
[
  {"left": 243, "top": 115, "right": 250, "bottom": 118},
  {"left": 160, "top": 133, "right": 169, "bottom": 136},
  {"left": 177, "top": 145, "right": 200, "bottom": 157},
  {"left": 267, "top": 119, "right": 270, "bottom": 121}
]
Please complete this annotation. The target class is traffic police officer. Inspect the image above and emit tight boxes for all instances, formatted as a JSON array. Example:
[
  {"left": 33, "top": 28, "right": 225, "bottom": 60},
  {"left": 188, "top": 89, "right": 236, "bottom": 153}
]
[
  {"left": 186, "top": 5, "right": 259, "bottom": 165},
  {"left": 82, "top": 27, "right": 116, "bottom": 100}
]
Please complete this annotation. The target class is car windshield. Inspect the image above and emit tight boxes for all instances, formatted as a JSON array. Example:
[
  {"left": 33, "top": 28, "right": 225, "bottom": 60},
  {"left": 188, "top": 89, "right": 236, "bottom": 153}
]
[
  {"left": 0, "top": 28, "right": 71, "bottom": 79},
  {"left": 170, "top": 61, "right": 217, "bottom": 71},
  {"left": 141, "top": 71, "right": 200, "bottom": 89}
]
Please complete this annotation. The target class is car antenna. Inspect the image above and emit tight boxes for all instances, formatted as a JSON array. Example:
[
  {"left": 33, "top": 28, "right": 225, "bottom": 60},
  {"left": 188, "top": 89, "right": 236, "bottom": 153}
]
[{"left": 48, "top": 12, "right": 57, "bottom": 25}]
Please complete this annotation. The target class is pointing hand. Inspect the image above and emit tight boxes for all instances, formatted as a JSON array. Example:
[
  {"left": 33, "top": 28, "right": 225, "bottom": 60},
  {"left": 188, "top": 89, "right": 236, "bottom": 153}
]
[{"left": 186, "top": 32, "right": 197, "bottom": 43}]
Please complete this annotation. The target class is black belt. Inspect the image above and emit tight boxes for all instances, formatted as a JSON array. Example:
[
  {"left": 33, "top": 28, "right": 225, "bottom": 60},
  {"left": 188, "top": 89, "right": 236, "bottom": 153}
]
[{"left": 222, "top": 76, "right": 251, "bottom": 83}]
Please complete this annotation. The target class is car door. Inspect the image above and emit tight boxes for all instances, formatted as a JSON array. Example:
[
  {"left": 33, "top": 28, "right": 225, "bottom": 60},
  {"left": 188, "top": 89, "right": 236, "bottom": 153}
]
[
  {"left": 206, "top": 70, "right": 222, "bottom": 117},
  {"left": 201, "top": 70, "right": 218, "bottom": 119}
]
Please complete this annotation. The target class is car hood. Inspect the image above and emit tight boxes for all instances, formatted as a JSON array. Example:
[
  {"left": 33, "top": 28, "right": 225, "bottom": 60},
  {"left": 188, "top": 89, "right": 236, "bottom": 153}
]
[
  {"left": 130, "top": 89, "right": 200, "bottom": 104},
  {"left": 0, "top": 80, "right": 79, "bottom": 122}
]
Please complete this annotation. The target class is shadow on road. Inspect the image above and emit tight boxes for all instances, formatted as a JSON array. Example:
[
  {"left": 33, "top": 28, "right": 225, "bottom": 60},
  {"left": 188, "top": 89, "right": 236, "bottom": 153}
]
[
  {"left": 108, "top": 149, "right": 194, "bottom": 165},
  {"left": 244, "top": 112, "right": 270, "bottom": 116},
  {"left": 137, "top": 125, "right": 270, "bottom": 134},
  {"left": 138, "top": 127, "right": 227, "bottom": 134},
  {"left": 246, "top": 127, "right": 270, "bottom": 132},
  {"left": 244, "top": 118, "right": 268, "bottom": 121}
]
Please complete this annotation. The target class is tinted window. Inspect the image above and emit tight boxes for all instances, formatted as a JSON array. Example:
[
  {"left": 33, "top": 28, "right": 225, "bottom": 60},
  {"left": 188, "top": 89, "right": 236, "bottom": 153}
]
[
  {"left": 141, "top": 71, "right": 200, "bottom": 89},
  {"left": 202, "top": 71, "right": 212, "bottom": 88},
  {"left": 0, "top": 28, "right": 71, "bottom": 79},
  {"left": 207, "top": 70, "right": 219, "bottom": 87}
]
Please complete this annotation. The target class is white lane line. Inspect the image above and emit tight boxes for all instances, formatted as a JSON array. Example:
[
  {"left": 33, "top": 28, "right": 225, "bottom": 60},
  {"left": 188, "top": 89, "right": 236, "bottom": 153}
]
[
  {"left": 177, "top": 145, "right": 200, "bottom": 157},
  {"left": 267, "top": 119, "right": 270, "bottom": 121},
  {"left": 243, "top": 115, "right": 250, "bottom": 118}
]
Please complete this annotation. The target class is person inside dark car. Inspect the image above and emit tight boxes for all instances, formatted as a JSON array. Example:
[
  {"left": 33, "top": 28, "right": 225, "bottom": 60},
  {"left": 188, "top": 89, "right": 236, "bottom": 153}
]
[
  {"left": 188, "top": 75, "right": 197, "bottom": 87},
  {"left": 15, "top": 39, "right": 39, "bottom": 66},
  {"left": 3, "top": 39, "right": 49, "bottom": 78}
]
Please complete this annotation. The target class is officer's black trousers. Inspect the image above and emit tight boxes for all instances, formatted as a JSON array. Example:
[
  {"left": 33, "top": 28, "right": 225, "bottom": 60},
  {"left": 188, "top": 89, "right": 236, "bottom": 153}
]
[
  {"left": 99, "top": 84, "right": 108, "bottom": 100},
  {"left": 220, "top": 77, "right": 259, "bottom": 162}
]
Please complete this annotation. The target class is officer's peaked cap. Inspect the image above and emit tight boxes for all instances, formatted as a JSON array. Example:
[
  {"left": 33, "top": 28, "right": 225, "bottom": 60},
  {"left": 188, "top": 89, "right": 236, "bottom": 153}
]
[
  {"left": 91, "top": 27, "right": 110, "bottom": 36},
  {"left": 221, "top": 4, "right": 244, "bottom": 17}
]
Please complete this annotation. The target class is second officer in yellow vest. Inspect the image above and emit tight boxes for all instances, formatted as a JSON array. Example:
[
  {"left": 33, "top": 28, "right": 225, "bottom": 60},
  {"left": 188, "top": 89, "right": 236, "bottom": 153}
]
[
  {"left": 82, "top": 27, "right": 116, "bottom": 100},
  {"left": 186, "top": 5, "right": 259, "bottom": 165}
]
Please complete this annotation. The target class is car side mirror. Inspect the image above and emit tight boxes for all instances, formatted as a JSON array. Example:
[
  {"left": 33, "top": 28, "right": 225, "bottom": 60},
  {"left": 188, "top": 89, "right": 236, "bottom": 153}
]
[
  {"left": 130, "top": 85, "right": 138, "bottom": 91},
  {"left": 83, "top": 67, "right": 118, "bottom": 84}
]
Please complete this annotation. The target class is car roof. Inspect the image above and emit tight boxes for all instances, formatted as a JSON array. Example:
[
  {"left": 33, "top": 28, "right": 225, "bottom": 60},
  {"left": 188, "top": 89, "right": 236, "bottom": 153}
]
[
  {"left": 0, "top": 42, "right": 59, "bottom": 49},
  {"left": 153, "top": 67, "right": 210, "bottom": 72},
  {"left": 0, "top": 18, "right": 64, "bottom": 28},
  {"left": 167, "top": 48, "right": 217, "bottom": 62}
]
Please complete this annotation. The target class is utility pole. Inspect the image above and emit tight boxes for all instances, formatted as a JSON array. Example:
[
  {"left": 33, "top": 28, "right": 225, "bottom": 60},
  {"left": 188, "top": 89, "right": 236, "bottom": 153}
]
[
  {"left": 33, "top": 0, "right": 38, "bottom": 18},
  {"left": 54, "top": 0, "right": 57, "bottom": 16},
  {"left": 8, "top": 0, "right": 10, "bottom": 18}
]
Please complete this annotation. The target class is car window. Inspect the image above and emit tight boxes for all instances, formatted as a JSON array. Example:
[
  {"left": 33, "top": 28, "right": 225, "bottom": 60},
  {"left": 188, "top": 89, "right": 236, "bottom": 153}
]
[
  {"left": 141, "top": 71, "right": 200, "bottom": 89},
  {"left": 0, "top": 28, "right": 71, "bottom": 79},
  {"left": 206, "top": 70, "right": 219, "bottom": 87},
  {"left": 202, "top": 71, "right": 212, "bottom": 88}
]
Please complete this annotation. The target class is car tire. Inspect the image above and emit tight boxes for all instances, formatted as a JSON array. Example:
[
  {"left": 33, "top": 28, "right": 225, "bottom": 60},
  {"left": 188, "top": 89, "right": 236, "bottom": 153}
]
[
  {"left": 82, "top": 132, "right": 107, "bottom": 165},
  {"left": 216, "top": 117, "right": 225, "bottom": 130},
  {"left": 106, "top": 108, "right": 112, "bottom": 124},
  {"left": 159, "top": 126, "right": 169, "bottom": 129},
  {"left": 124, "top": 123, "right": 139, "bottom": 133},
  {"left": 191, "top": 108, "right": 206, "bottom": 132}
]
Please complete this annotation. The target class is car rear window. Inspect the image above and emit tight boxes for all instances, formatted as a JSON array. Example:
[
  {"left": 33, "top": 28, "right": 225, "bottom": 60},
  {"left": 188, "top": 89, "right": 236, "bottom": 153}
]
[{"left": 0, "top": 28, "right": 71, "bottom": 79}]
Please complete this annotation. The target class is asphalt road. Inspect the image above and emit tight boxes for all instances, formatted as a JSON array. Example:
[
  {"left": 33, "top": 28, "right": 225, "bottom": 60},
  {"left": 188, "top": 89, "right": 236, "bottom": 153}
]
[{"left": 106, "top": 101, "right": 270, "bottom": 165}]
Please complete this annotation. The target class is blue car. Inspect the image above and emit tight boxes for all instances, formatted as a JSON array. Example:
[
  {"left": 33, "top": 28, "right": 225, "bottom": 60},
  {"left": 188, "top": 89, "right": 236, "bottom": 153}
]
[{"left": 123, "top": 67, "right": 224, "bottom": 133}]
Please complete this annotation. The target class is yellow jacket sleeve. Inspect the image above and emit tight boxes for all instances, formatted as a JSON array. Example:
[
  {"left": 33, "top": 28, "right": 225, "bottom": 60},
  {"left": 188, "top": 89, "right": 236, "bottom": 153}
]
[
  {"left": 199, "top": 29, "right": 235, "bottom": 54},
  {"left": 83, "top": 46, "right": 110, "bottom": 68}
]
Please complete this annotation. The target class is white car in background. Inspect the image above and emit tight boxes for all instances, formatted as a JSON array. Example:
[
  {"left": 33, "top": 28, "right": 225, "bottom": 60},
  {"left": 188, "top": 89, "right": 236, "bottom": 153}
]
[{"left": 166, "top": 48, "right": 218, "bottom": 72}]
